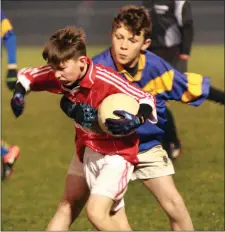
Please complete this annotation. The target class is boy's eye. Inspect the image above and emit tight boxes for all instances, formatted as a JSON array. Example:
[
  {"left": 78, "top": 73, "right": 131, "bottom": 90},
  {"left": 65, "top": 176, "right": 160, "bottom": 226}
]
[
  {"left": 116, "top": 35, "right": 122, "bottom": 39},
  {"left": 129, "top": 39, "right": 136, "bottom": 43},
  {"left": 56, "top": 67, "right": 65, "bottom": 71}
]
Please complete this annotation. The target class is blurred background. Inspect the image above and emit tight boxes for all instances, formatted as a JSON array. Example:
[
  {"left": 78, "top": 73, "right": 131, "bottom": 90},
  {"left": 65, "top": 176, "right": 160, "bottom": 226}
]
[
  {"left": 1, "top": 1, "right": 224, "bottom": 231},
  {"left": 2, "top": 0, "right": 224, "bottom": 45}
]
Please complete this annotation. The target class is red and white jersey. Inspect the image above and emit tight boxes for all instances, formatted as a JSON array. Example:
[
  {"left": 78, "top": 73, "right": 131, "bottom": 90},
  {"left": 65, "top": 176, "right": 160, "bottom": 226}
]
[{"left": 18, "top": 58, "right": 157, "bottom": 164}]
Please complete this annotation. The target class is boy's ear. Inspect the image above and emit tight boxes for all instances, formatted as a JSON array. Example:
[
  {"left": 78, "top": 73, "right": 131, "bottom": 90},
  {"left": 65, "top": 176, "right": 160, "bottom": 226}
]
[
  {"left": 141, "top": 38, "right": 151, "bottom": 51},
  {"left": 79, "top": 56, "right": 87, "bottom": 64}
]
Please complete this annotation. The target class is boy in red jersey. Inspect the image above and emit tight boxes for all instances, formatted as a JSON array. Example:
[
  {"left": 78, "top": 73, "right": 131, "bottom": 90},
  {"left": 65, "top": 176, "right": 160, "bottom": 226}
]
[{"left": 11, "top": 26, "right": 157, "bottom": 230}]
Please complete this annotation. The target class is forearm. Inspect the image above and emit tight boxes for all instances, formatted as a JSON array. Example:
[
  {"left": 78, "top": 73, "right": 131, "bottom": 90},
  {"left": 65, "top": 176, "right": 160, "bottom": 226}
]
[
  {"left": 175, "top": 0, "right": 194, "bottom": 55},
  {"left": 180, "top": 21, "right": 194, "bottom": 55},
  {"left": 60, "top": 96, "right": 98, "bottom": 128},
  {"left": 60, "top": 96, "right": 74, "bottom": 118},
  {"left": 14, "top": 82, "right": 26, "bottom": 96},
  {"left": 207, "top": 86, "right": 225, "bottom": 105},
  {"left": 4, "top": 31, "right": 17, "bottom": 67},
  {"left": 137, "top": 103, "right": 153, "bottom": 122}
]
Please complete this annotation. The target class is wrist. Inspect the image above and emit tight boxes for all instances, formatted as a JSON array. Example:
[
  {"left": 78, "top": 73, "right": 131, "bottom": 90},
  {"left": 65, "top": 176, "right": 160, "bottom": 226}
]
[
  {"left": 137, "top": 104, "right": 153, "bottom": 120},
  {"left": 179, "top": 54, "right": 189, "bottom": 60},
  {"left": 7, "top": 64, "right": 18, "bottom": 70},
  {"left": 137, "top": 115, "right": 145, "bottom": 125},
  {"left": 207, "top": 86, "right": 225, "bottom": 104},
  {"left": 14, "top": 82, "right": 26, "bottom": 96},
  {"left": 14, "top": 93, "right": 23, "bottom": 98},
  {"left": 12, "top": 93, "right": 24, "bottom": 106}
]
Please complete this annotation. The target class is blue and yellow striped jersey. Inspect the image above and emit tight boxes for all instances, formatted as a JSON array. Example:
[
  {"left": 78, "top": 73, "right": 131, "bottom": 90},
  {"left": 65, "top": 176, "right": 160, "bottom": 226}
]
[
  {"left": 93, "top": 49, "right": 210, "bottom": 151},
  {"left": 1, "top": 9, "right": 17, "bottom": 65}
]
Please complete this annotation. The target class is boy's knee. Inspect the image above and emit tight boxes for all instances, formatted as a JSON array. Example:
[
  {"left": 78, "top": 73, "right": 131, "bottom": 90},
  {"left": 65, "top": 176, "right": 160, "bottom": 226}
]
[
  {"left": 86, "top": 203, "right": 106, "bottom": 225},
  {"left": 163, "top": 193, "right": 186, "bottom": 214},
  {"left": 162, "top": 193, "right": 185, "bottom": 209},
  {"left": 170, "top": 193, "right": 184, "bottom": 205}
]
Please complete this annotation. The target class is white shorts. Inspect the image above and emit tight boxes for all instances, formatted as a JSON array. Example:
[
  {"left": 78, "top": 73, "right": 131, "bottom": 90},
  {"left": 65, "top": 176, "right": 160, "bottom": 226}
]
[
  {"left": 67, "top": 145, "right": 174, "bottom": 189},
  {"left": 83, "top": 147, "right": 134, "bottom": 212}
]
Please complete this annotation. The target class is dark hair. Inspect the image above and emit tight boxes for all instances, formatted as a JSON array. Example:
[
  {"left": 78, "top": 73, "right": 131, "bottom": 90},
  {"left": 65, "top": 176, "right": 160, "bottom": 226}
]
[
  {"left": 42, "top": 26, "right": 86, "bottom": 65},
  {"left": 112, "top": 5, "right": 152, "bottom": 39}
]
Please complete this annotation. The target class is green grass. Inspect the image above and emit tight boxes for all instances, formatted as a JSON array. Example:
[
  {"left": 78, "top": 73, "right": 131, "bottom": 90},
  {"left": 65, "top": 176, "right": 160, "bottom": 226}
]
[{"left": 1, "top": 44, "right": 224, "bottom": 230}]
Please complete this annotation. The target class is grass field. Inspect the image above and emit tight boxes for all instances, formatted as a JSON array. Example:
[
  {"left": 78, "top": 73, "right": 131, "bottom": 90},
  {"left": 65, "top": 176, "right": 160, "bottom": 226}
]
[{"left": 1, "top": 44, "right": 224, "bottom": 231}]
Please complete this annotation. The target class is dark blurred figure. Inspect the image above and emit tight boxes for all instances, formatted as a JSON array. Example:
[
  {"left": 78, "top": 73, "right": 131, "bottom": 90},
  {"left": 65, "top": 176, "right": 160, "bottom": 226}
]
[
  {"left": 143, "top": 0, "right": 194, "bottom": 72},
  {"left": 143, "top": 0, "right": 194, "bottom": 159}
]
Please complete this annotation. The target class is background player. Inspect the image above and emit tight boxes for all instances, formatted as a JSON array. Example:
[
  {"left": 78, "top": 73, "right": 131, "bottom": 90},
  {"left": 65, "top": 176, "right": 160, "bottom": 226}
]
[{"left": 1, "top": 9, "right": 20, "bottom": 180}]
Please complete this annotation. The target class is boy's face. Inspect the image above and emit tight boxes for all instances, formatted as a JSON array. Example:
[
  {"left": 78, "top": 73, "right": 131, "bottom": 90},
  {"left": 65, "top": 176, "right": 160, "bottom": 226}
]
[
  {"left": 111, "top": 23, "right": 151, "bottom": 67},
  {"left": 54, "top": 57, "right": 86, "bottom": 86}
]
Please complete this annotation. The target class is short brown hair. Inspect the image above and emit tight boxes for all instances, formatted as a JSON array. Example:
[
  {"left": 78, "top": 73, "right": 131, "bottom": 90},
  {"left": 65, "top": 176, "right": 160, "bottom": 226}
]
[
  {"left": 112, "top": 5, "right": 152, "bottom": 39},
  {"left": 42, "top": 26, "right": 86, "bottom": 65}
]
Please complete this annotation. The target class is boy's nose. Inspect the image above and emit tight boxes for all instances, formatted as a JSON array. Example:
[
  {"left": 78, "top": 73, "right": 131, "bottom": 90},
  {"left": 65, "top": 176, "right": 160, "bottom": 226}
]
[{"left": 55, "top": 71, "right": 62, "bottom": 79}]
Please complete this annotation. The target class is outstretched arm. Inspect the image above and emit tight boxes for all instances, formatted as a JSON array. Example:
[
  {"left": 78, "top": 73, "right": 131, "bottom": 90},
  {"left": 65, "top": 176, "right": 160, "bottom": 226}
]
[
  {"left": 143, "top": 58, "right": 217, "bottom": 107},
  {"left": 207, "top": 86, "right": 225, "bottom": 105},
  {"left": 10, "top": 65, "right": 57, "bottom": 118}
]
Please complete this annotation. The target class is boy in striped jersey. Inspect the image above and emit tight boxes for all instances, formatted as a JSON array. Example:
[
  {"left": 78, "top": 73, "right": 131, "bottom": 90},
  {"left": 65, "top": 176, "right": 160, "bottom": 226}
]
[{"left": 10, "top": 26, "right": 158, "bottom": 230}]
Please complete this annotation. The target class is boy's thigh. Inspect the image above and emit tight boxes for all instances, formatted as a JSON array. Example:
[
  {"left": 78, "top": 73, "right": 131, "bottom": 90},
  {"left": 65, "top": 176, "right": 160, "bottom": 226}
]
[
  {"left": 91, "top": 154, "right": 134, "bottom": 201},
  {"left": 133, "top": 145, "right": 175, "bottom": 180},
  {"left": 63, "top": 154, "right": 89, "bottom": 204},
  {"left": 67, "top": 153, "right": 84, "bottom": 177},
  {"left": 83, "top": 148, "right": 133, "bottom": 211},
  {"left": 63, "top": 174, "right": 90, "bottom": 203}
]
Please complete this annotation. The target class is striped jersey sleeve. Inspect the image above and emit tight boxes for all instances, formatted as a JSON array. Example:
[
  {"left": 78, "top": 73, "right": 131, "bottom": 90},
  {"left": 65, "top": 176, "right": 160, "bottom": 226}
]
[
  {"left": 17, "top": 65, "right": 61, "bottom": 93},
  {"left": 142, "top": 58, "right": 210, "bottom": 106}
]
